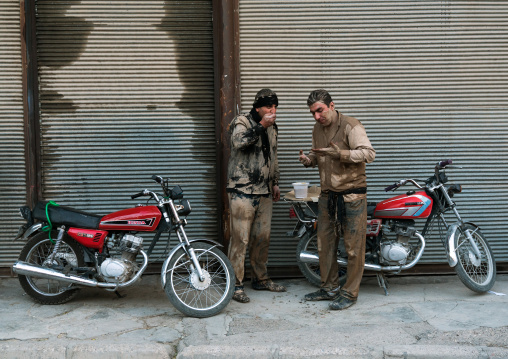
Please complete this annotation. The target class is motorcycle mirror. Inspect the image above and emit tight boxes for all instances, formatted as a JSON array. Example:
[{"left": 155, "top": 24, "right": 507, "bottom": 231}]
[{"left": 152, "top": 175, "right": 164, "bottom": 184}]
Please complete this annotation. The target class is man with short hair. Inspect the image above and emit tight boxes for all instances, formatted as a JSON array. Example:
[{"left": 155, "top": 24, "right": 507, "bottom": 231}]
[
  {"left": 227, "top": 88, "right": 286, "bottom": 303},
  {"left": 299, "top": 89, "right": 375, "bottom": 310}
]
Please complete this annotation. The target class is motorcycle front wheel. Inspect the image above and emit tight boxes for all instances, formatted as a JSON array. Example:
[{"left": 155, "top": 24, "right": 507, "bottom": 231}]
[
  {"left": 18, "top": 230, "right": 84, "bottom": 304},
  {"left": 454, "top": 223, "right": 496, "bottom": 293},
  {"left": 164, "top": 242, "right": 235, "bottom": 318},
  {"left": 296, "top": 231, "right": 347, "bottom": 287}
]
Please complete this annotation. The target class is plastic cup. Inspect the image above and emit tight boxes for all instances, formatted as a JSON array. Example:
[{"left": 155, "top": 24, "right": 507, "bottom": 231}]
[{"left": 292, "top": 182, "right": 309, "bottom": 199}]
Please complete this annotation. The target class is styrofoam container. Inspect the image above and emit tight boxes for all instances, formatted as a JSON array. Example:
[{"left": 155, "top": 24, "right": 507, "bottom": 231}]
[{"left": 292, "top": 182, "right": 309, "bottom": 199}]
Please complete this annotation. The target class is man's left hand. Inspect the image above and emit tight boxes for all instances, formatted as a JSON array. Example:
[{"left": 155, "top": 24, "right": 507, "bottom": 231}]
[
  {"left": 312, "top": 142, "right": 341, "bottom": 159},
  {"left": 272, "top": 185, "right": 280, "bottom": 202}
]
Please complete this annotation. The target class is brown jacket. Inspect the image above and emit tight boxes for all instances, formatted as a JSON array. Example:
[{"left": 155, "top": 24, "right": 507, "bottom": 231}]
[
  {"left": 227, "top": 112, "right": 279, "bottom": 195},
  {"left": 307, "top": 111, "right": 375, "bottom": 201}
]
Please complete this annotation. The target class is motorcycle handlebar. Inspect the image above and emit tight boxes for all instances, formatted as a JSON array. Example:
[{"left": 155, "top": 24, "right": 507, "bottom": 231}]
[
  {"left": 384, "top": 183, "right": 399, "bottom": 192},
  {"left": 131, "top": 191, "right": 145, "bottom": 199}
]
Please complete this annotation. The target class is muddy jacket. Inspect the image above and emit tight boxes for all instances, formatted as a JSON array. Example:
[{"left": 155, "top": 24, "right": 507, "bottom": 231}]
[
  {"left": 307, "top": 111, "right": 375, "bottom": 201},
  {"left": 227, "top": 112, "right": 279, "bottom": 195}
]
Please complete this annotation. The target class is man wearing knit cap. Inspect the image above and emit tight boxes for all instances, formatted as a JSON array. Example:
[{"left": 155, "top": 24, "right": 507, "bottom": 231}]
[{"left": 227, "top": 88, "right": 286, "bottom": 303}]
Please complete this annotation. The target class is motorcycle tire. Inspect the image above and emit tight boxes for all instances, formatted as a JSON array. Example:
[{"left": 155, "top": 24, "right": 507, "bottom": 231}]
[
  {"left": 18, "top": 230, "right": 85, "bottom": 305},
  {"left": 296, "top": 231, "right": 347, "bottom": 288},
  {"left": 454, "top": 223, "right": 496, "bottom": 293},
  {"left": 164, "top": 242, "right": 235, "bottom": 318}
]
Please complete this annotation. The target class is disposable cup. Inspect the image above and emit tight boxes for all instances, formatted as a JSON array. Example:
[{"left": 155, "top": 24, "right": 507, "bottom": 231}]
[{"left": 292, "top": 182, "right": 309, "bottom": 199}]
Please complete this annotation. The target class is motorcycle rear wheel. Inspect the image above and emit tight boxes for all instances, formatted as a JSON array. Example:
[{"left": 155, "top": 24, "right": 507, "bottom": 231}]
[
  {"left": 18, "top": 231, "right": 84, "bottom": 304},
  {"left": 454, "top": 224, "right": 496, "bottom": 293},
  {"left": 164, "top": 242, "right": 235, "bottom": 318},
  {"left": 296, "top": 231, "right": 347, "bottom": 288}
]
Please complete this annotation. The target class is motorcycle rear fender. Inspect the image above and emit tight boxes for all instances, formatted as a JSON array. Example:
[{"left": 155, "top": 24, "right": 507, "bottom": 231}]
[
  {"left": 446, "top": 221, "right": 480, "bottom": 267},
  {"left": 160, "top": 239, "right": 224, "bottom": 289},
  {"left": 17, "top": 223, "right": 43, "bottom": 241}
]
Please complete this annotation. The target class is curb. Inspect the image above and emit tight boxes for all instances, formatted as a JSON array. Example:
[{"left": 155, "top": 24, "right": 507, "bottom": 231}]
[
  {"left": 0, "top": 341, "right": 174, "bottom": 359},
  {"left": 177, "top": 344, "right": 508, "bottom": 359}
]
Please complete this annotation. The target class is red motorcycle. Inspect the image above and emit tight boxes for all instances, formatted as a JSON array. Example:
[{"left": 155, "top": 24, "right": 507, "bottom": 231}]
[
  {"left": 288, "top": 160, "right": 496, "bottom": 294},
  {"left": 12, "top": 176, "right": 235, "bottom": 318}
]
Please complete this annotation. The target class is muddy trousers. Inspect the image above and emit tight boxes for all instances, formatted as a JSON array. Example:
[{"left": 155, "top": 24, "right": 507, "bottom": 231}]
[
  {"left": 317, "top": 194, "right": 367, "bottom": 299},
  {"left": 228, "top": 192, "right": 273, "bottom": 286}
]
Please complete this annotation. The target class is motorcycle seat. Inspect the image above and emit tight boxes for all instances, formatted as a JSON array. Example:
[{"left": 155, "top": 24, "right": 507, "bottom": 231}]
[{"left": 32, "top": 201, "right": 102, "bottom": 229}]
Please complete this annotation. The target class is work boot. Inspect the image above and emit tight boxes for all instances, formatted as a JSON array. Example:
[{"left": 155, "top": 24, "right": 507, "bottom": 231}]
[
  {"left": 329, "top": 293, "right": 357, "bottom": 310},
  {"left": 232, "top": 286, "right": 250, "bottom": 303},
  {"left": 304, "top": 288, "right": 340, "bottom": 301},
  {"left": 251, "top": 279, "right": 286, "bottom": 292}
]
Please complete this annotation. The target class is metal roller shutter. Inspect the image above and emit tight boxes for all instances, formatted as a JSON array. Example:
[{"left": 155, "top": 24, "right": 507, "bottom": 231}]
[
  {"left": 35, "top": 1, "right": 217, "bottom": 256},
  {"left": 239, "top": 0, "right": 508, "bottom": 266},
  {"left": 0, "top": 1, "right": 26, "bottom": 266}
]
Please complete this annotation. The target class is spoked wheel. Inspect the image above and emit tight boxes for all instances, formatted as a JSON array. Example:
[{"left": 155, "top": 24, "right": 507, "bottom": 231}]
[
  {"left": 454, "top": 224, "right": 496, "bottom": 293},
  {"left": 296, "top": 231, "right": 347, "bottom": 287},
  {"left": 18, "top": 231, "right": 84, "bottom": 304},
  {"left": 164, "top": 242, "right": 235, "bottom": 318}
]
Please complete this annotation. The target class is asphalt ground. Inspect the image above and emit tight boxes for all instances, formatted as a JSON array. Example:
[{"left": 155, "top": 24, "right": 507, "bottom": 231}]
[{"left": 1, "top": 273, "right": 507, "bottom": 358}]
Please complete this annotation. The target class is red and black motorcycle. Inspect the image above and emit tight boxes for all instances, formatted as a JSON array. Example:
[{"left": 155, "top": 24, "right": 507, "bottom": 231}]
[
  {"left": 287, "top": 160, "right": 496, "bottom": 294},
  {"left": 12, "top": 176, "right": 235, "bottom": 318}
]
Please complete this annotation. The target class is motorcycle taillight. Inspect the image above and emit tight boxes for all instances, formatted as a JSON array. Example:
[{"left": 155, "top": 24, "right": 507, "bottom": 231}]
[{"left": 289, "top": 208, "right": 297, "bottom": 218}]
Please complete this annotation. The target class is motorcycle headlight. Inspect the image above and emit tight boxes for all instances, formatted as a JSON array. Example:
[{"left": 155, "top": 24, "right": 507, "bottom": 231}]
[
  {"left": 176, "top": 199, "right": 191, "bottom": 216},
  {"left": 447, "top": 184, "right": 462, "bottom": 195}
]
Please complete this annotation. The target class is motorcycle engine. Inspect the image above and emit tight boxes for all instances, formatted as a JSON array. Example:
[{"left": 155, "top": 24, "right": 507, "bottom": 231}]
[
  {"left": 379, "top": 220, "right": 415, "bottom": 265},
  {"left": 100, "top": 234, "right": 143, "bottom": 283},
  {"left": 380, "top": 241, "right": 410, "bottom": 265}
]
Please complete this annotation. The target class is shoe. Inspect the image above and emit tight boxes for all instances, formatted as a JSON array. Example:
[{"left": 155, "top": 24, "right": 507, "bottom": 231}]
[
  {"left": 232, "top": 286, "right": 250, "bottom": 303},
  {"left": 329, "top": 295, "right": 357, "bottom": 310},
  {"left": 251, "top": 279, "right": 287, "bottom": 292},
  {"left": 304, "top": 288, "right": 340, "bottom": 301}
]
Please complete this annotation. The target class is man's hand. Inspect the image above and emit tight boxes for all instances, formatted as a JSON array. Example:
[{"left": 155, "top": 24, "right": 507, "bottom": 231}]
[
  {"left": 272, "top": 185, "right": 280, "bottom": 202},
  {"left": 311, "top": 142, "right": 341, "bottom": 159},
  {"left": 260, "top": 113, "right": 276, "bottom": 128},
  {"left": 299, "top": 149, "right": 312, "bottom": 166}
]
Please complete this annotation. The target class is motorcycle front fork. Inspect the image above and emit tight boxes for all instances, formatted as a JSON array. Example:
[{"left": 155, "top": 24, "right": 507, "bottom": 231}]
[
  {"left": 164, "top": 200, "right": 206, "bottom": 282},
  {"left": 459, "top": 226, "right": 482, "bottom": 259},
  {"left": 440, "top": 189, "right": 482, "bottom": 261},
  {"left": 173, "top": 227, "right": 205, "bottom": 281}
]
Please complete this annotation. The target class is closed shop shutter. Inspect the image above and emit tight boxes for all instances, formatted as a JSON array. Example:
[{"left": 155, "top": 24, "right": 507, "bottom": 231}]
[
  {"left": 0, "top": 1, "right": 26, "bottom": 266},
  {"left": 35, "top": 1, "right": 217, "bottom": 256},
  {"left": 239, "top": 1, "right": 508, "bottom": 266}
]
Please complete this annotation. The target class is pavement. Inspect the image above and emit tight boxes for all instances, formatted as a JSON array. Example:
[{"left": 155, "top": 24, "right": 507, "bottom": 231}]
[{"left": 1, "top": 273, "right": 507, "bottom": 359}]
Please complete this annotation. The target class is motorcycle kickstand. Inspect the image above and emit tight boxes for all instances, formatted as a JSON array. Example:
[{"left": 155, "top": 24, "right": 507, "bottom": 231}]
[
  {"left": 114, "top": 290, "right": 126, "bottom": 299},
  {"left": 376, "top": 273, "right": 389, "bottom": 296}
]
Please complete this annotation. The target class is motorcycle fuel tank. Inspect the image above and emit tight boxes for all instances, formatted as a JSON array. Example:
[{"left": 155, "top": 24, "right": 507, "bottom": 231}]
[
  {"left": 373, "top": 191, "right": 433, "bottom": 219},
  {"left": 99, "top": 206, "right": 162, "bottom": 231}
]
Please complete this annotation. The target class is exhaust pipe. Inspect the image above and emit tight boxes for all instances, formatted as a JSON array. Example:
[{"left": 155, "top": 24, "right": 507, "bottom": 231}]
[
  {"left": 12, "top": 250, "right": 148, "bottom": 289},
  {"left": 299, "top": 233, "right": 425, "bottom": 272}
]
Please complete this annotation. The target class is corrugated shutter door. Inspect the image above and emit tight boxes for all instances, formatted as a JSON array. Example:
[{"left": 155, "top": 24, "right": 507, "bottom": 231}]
[
  {"left": 35, "top": 1, "right": 217, "bottom": 254},
  {"left": 239, "top": 1, "right": 508, "bottom": 266},
  {"left": 0, "top": 1, "right": 26, "bottom": 266}
]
